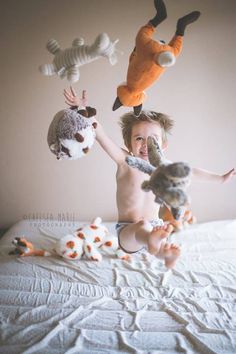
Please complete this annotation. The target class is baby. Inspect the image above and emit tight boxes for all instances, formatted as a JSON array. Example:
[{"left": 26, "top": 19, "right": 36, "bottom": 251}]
[{"left": 64, "top": 88, "right": 235, "bottom": 269}]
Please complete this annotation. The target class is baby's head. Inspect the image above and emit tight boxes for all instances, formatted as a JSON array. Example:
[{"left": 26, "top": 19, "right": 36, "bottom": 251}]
[{"left": 119, "top": 111, "right": 173, "bottom": 160}]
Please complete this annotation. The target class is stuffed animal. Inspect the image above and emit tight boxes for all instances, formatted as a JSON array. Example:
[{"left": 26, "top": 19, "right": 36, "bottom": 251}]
[
  {"left": 55, "top": 217, "right": 130, "bottom": 261},
  {"left": 126, "top": 136, "right": 191, "bottom": 220},
  {"left": 9, "top": 237, "right": 51, "bottom": 257},
  {"left": 160, "top": 205, "right": 196, "bottom": 232},
  {"left": 47, "top": 106, "right": 97, "bottom": 160},
  {"left": 39, "top": 33, "right": 119, "bottom": 83},
  {"left": 55, "top": 234, "right": 83, "bottom": 260},
  {"left": 113, "top": 0, "right": 201, "bottom": 116}
]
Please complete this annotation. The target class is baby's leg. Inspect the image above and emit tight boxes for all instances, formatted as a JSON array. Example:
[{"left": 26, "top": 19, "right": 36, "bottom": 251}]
[
  {"left": 118, "top": 220, "right": 173, "bottom": 254},
  {"left": 147, "top": 224, "right": 173, "bottom": 254},
  {"left": 118, "top": 221, "right": 152, "bottom": 253}
]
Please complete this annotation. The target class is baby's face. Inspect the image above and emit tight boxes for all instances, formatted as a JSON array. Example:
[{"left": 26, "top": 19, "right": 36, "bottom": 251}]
[{"left": 130, "top": 121, "right": 164, "bottom": 160}]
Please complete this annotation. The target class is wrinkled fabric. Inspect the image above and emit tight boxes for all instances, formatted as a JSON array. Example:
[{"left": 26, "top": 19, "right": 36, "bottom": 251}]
[{"left": 0, "top": 220, "right": 236, "bottom": 354}]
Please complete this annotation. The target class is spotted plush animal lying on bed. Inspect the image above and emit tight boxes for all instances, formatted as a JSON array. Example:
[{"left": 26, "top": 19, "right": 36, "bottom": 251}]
[
  {"left": 55, "top": 217, "right": 130, "bottom": 261},
  {"left": 126, "top": 136, "right": 191, "bottom": 220},
  {"left": 47, "top": 106, "right": 97, "bottom": 160}
]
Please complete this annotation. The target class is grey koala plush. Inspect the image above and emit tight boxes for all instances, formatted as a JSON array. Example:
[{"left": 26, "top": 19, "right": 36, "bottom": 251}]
[
  {"left": 126, "top": 136, "right": 191, "bottom": 219},
  {"left": 47, "top": 106, "right": 97, "bottom": 160}
]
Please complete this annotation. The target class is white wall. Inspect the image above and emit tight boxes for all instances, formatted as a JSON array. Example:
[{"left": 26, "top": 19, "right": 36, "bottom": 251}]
[{"left": 1, "top": 0, "right": 236, "bottom": 229}]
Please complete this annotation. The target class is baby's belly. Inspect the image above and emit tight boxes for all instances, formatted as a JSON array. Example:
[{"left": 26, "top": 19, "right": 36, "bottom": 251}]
[
  {"left": 117, "top": 193, "right": 160, "bottom": 223},
  {"left": 116, "top": 166, "right": 160, "bottom": 222}
]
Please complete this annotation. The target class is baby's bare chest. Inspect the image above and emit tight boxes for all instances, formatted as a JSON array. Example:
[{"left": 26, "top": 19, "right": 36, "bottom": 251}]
[{"left": 117, "top": 167, "right": 154, "bottom": 203}]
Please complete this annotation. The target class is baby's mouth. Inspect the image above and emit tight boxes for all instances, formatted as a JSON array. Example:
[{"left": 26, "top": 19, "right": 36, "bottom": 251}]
[{"left": 140, "top": 151, "right": 148, "bottom": 158}]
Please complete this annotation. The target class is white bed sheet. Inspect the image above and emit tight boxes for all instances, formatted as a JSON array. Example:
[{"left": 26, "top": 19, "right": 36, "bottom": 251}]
[{"left": 0, "top": 219, "right": 236, "bottom": 354}]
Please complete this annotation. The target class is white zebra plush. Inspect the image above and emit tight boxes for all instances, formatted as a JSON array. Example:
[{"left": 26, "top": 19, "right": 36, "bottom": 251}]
[{"left": 39, "top": 33, "right": 119, "bottom": 83}]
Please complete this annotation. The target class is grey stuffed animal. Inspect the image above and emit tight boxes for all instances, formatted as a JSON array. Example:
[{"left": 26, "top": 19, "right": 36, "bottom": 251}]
[
  {"left": 126, "top": 137, "right": 191, "bottom": 219},
  {"left": 48, "top": 106, "right": 97, "bottom": 160}
]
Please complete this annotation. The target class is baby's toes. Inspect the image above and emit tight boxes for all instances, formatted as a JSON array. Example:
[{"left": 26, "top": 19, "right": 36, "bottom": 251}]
[
  {"left": 164, "top": 243, "right": 170, "bottom": 250},
  {"left": 172, "top": 243, "right": 180, "bottom": 250},
  {"left": 166, "top": 224, "right": 174, "bottom": 233}
]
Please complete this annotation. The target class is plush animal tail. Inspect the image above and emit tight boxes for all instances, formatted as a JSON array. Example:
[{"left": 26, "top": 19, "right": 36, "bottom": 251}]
[
  {"left": 33, "top": 250, "right": 51, "bottom": 257},
  {"left": 91, "top": 217, "right": 102, "bottom": 226},
  {"left": 117, "top": 85, "right": 146, "bottom": 107}
]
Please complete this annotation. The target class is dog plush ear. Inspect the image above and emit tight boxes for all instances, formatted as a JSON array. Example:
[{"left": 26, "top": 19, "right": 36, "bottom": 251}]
[
  {"left": 86, "top": 106, "right": 97, "bottom": 118},
  {"left": 77, "top": 109, "right": 88, "bottom": 117}
]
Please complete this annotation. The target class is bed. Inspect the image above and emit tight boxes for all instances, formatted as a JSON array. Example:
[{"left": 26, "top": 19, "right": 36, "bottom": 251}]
[{"left": 0, "top": 219, "right": 236, "bottom": 353}]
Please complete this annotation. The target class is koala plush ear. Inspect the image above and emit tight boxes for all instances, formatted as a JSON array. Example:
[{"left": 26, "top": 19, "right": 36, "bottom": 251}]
[{"left": 86, "top": 106, "right": 97, "bottom": 118}]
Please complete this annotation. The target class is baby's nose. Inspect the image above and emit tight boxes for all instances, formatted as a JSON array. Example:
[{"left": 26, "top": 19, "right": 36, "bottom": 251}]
[{"left": 142, "top": 139, "right": 147, "bottom": 147}]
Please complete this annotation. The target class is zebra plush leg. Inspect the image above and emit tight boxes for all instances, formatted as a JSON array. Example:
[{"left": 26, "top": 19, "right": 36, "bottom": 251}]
[{"left": 67, "top": 65, "right": 80, "bottom": 83}]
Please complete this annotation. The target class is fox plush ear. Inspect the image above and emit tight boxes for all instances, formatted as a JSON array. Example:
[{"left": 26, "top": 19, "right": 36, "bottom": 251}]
[{"left": 112, "top": 97, "right": 123, "bottom": 111}]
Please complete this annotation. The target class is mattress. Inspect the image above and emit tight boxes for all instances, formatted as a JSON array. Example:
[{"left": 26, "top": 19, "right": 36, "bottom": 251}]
[{"left": 0, "top": 219, "right": 236, "bottom": 354}]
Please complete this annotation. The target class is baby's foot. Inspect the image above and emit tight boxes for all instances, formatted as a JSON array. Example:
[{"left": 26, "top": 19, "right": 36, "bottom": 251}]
[
  {"left": 162, "top": 243, "right": 181, "bottom": 269},
  {"left": 148, "top": 224, "right": 173, "bottom": 255}
]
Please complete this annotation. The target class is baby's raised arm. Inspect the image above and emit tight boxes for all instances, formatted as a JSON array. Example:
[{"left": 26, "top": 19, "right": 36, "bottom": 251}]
[
  {"left": 192, "top": 167, "right": 236, "bottom": 183},
  {"left": 94, "top": 120, "right": 127, "bottom": 165},
  {"left": 63, "top": 87, "right": 127, "bottom": 165}
]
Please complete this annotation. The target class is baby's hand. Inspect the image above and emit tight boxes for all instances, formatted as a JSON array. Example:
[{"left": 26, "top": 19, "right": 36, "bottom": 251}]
[
  {"left": 222, "top": 168, "right": 236, "bottom": 183},
  {"left": 64, "top": 86, "right": 88, "bottom": 108}
]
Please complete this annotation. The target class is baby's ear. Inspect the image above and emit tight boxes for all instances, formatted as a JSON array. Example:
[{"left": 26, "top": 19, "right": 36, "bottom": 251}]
[{"left": 86, "top": 106, "right": 97, "bottom": 118}]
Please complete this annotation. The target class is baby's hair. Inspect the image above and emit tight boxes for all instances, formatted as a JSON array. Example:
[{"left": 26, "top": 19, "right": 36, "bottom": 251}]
[{"left": 119, "top": 110, "right": 174, "bottom": 149}]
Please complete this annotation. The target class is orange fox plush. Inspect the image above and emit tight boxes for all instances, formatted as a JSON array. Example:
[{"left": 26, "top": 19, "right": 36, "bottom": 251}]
[
  {"left": 113, "top": 0, "right": 200, "bottom": 116},
  {"left": 113, "top": 25, "right": 183, "bottom": 114},
  {"left": 160, "top": 205, "right": 196, "bottom": 232}
]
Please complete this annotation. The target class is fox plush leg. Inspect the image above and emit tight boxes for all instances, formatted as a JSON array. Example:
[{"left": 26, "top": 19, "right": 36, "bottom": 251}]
[
  {"left": 176, "top": 11, "right": 201, "bottom": 36},
  {"left": 112, "top": 96, "right": 123, "bottom": 111},
  {"left": 149, "top": 0, "right": 167, "bottom": 27},
  {"left": 133, "top": 104, "right": 142, "bottom": 117}
]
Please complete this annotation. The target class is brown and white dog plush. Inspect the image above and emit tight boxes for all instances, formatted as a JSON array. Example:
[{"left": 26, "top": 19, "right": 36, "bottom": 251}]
[
  {"left": 47, "top": 106, "right": 97, "bottom": 160},
  {"left": 55, "top": 217, "right": 130, "bottom": 261}
]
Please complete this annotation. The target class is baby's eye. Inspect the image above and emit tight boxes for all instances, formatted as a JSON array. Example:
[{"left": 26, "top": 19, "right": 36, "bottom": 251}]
[{"left": 136, "top": 137, "right": 143, "bottom": 141}]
